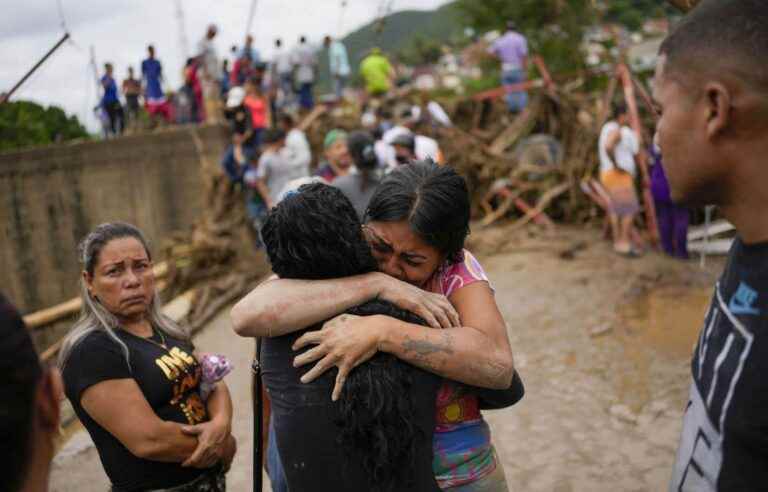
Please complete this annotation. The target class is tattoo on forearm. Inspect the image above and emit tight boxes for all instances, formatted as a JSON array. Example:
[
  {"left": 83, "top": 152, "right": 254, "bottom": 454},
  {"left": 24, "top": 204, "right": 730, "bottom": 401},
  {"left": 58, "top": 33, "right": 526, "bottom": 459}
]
[
  {"left": 402, "top": 331, "right": 511, "bottom": 387},
  {"left": 402, "top": 331, "right": 454, "bottom": 356},
  {"left": 401, "top": 331, "right": 454, "bottom": 371}
]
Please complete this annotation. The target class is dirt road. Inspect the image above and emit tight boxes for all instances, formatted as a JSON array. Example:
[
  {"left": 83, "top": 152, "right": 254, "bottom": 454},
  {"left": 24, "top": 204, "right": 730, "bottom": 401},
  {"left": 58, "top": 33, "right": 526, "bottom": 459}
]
[{"left": 50, "top": 225, "right": 721, "bottom": 491}]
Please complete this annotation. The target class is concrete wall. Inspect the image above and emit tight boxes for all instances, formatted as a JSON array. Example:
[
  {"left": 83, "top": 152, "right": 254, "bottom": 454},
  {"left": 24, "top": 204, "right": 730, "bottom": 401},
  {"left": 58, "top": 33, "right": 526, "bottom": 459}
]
[{"left": 0, "top": 125, "right": 230, "bottom": 314}]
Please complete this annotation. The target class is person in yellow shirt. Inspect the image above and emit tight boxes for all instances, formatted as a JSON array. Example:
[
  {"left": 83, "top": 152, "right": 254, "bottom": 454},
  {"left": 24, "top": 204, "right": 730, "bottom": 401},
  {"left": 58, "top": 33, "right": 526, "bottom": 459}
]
[{"left": 359, "top": 48, "right": 394, "bottom": 98}]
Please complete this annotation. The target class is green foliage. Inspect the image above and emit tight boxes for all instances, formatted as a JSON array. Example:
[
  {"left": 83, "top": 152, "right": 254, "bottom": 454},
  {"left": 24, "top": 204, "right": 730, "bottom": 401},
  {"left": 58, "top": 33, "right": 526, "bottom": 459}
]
[
  {"left": 315, "top": 3, "right": 463, "bottom": 91},
  {"left": 343, "top": 4, "right": 461, "bottom": 68},
  {"left": 0, "top": 100, "right": 89, "bottom": 152},
  {"left": 396, "top": 35, "right": 444, "bottom": 66},
  {"left": 603, "top": 0, "right": 677, "bottom": 31},
  {"left": 462, "top": 74, "right": 501, "bottom": 97},
  {"left": 454, "top": 0, "right": 595, "bottom": 73}
]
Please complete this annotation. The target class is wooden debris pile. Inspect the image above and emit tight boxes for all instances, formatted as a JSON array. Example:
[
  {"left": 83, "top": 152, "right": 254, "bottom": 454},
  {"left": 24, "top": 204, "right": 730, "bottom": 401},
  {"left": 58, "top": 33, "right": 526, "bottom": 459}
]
[
  {"left": 428, "top": 86, "right": 604, "bottom": 227},
  {"left": 298, "top": 72, "right": 614, "bottom": 229},
  {"left": 159, "top": 128, "right": 270, "bottom": 333}
]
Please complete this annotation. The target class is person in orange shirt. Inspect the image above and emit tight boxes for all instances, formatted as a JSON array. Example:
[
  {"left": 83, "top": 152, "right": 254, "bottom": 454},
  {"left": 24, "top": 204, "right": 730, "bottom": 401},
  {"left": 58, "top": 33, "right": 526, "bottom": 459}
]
[{"left": 243, "top": 77, "right": 270, "bottom": 148}]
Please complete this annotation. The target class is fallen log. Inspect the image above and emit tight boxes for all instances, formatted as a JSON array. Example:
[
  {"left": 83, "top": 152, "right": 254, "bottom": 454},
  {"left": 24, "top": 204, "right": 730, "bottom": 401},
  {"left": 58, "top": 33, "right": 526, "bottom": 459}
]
[
  {"left": 666, "top": 0, "right": 700, "bottom": 12},
  {"left": 488, "top": 107, "right": 536, "bottom": 156},
  {"left": 507, "top": 182, "right": 570, "bottom": 231},
  {"left": 472, "top": 79, "right": 545, "bottom": 102},
  {"left": 41, "top": 286, "right": 195, "bottom": 364},
  {"left": 514, "top": 197, "right": 556, "bottom": 229},
  {"left": 24, "top": 262, "right": 169, "bottom": 330},
  {"left": 618, "top": 63, "right": 660, "bottom": 248}
]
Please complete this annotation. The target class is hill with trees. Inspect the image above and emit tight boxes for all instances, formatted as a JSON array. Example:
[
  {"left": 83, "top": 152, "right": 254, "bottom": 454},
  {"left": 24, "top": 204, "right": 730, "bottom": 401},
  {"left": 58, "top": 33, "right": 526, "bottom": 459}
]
[
  {"left": 314, "top": 0, "right": 674, "bottom": 90},
  {"left": 0, "top": 101, "right": 89, "bottom": 152}
]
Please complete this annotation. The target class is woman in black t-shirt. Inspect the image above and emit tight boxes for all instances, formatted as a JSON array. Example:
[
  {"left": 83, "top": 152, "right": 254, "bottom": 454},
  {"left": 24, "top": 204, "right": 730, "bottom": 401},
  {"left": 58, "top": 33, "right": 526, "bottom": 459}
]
[{"left": 58, "top": 222, "right": 236, "bottom": 492}]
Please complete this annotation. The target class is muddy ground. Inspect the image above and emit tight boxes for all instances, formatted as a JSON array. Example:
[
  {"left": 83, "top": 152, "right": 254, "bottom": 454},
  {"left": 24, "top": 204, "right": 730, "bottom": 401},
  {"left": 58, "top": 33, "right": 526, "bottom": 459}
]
[{"left": 49, "top": 224, "right": 722, "bottom": 491}]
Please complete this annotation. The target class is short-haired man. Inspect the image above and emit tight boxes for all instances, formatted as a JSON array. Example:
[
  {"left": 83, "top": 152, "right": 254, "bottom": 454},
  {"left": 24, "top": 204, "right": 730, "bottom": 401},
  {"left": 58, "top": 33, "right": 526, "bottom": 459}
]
[
  {"left": 323, "top": 35, "right": 350, "bottom": 101},
  {"left": 141, "top": 45, "right": 172, "bottom": 124},
  {"left": 121, "top": 66, "right": 141, "bottom": 130},
  {"left": 292, "top": 36, "right": 317, "bottom": 111},
  {"left": 1, "top": 293, "right": 62, "bottom": 492},
  {"left": 197, "top": 24, "right": 221, "bottom": 123},
  {"left": 272, "top": 38, "right": 294, "bottom": 108},
  {"left": 655, "top": 1, "right": 768, "bottom": 490},
  {"left": 101, "top": 63, "right": 124, "bottom": 137},
  {"left": 488, "top": 20, "right": 529, "bottom": 113}
]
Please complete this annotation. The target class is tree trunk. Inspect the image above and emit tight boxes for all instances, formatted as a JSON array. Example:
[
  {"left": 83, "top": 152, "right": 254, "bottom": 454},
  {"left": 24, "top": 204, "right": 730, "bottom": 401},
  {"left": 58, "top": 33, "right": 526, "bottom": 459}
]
[{"left": 666, "top": 0, "right": 701, "bottom": 12}]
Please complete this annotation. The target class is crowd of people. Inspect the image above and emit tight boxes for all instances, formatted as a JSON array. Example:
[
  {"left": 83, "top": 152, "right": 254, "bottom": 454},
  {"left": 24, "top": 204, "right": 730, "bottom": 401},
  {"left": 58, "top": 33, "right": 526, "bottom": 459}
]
[
  {"left": 219, "top": 69, "right": 451, "bottom": 250},
  {"left": 96, "top": 24, "right": 356, "bottom": 138},
  {"left": 4, "top": 2, "right": 768, "bottom": 492}
]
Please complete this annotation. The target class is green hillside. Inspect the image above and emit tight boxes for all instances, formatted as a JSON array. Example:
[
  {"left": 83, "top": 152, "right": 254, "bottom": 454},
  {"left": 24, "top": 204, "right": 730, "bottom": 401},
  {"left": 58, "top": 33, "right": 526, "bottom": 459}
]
[
  {"left": 342, "top": 3, "right": 462, "bottom": 67},
  {"left": 315, "top": 2, "right": 462, "bottom": 91},
  {"left": 313, "top": 0, "right": 675, "bottom": 92}
]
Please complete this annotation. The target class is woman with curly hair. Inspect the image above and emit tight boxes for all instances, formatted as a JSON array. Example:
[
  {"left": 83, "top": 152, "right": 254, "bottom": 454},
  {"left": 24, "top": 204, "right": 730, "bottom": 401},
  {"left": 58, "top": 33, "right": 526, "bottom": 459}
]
[
  {"left": 234, "top": 160, "right": 521, "bottom": 491},
  {"left": 259, "top": 182, "right": 441, "bottom": 491}
]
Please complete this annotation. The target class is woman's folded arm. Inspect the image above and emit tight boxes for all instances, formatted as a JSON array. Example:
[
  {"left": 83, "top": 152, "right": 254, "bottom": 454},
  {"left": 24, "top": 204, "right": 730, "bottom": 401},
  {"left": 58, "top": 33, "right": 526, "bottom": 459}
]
[{"left": 81, "top": 378, "right": 198, "bottom": 462}]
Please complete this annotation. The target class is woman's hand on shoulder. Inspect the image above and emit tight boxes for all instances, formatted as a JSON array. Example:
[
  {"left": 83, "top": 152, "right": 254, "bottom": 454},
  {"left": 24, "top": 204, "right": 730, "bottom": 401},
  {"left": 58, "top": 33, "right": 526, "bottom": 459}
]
[
  {"left": 373, "top": 272, "right": 460, "bottom": 329},
  {"left": 292, "top": 313, "right": 385, "bottom": 402}
]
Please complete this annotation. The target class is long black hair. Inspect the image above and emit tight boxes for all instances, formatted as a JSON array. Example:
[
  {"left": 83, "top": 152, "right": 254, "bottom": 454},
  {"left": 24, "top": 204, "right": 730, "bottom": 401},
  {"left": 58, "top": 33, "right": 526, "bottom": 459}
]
[
  {"left": 366, "top": 160, "right": 470, "bottom": 264},
  {"left": 261, "top": 183, "right": 427, "bottom": 491}
]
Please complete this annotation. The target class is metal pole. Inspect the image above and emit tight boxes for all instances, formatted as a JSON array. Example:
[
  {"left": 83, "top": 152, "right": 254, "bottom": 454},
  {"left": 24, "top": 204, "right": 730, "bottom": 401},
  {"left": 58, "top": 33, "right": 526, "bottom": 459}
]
[
  {"left": 174, "top": 0, "right": 190, "bottom": 60},
  {"left": 337, "top": 0, "right": 348, "bottom": 34},
  {"left": 245, "top": 0, "right": 259, "bottom": 40},
  {"left": 1, "top": 33, "right": 69, "bottom": 104}
]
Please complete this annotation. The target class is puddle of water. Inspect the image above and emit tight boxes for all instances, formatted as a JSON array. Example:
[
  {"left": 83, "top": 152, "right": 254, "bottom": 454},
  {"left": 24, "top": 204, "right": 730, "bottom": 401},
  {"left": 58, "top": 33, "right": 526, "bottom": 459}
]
[
  {"left": 620, "top": 285, "right": 712, "bottom": 359},
  {"left": 603, "top": 285, "right": 712, "bottom": 412}
]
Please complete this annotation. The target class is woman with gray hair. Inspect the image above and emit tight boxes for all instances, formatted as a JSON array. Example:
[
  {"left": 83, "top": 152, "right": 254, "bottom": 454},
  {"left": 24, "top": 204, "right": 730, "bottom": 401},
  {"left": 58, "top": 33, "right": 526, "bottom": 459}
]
[{"left": 59, "top": 222, "right": 235, "bottom": 491}]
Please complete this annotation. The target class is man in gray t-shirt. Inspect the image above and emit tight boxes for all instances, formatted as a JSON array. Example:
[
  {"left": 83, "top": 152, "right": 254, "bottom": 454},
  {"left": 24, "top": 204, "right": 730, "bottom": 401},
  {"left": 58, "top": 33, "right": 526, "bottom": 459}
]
[
  {"left": 332, "top": 131, "right": 382, "bottom": 220},
  {"left": 255, "top": 129, "right": 308, "bottom": 208}
]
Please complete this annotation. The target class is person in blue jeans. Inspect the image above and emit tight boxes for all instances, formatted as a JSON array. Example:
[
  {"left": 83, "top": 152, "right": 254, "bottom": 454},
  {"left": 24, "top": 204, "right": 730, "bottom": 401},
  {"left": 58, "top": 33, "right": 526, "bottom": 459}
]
[
  {"left": 489, "top": 21, "right": 529, "bottom": 114},
  {"left": 101, "top": 63, "right": 124, "bottom": 136},
  {"left": 267, "top": 418, "right": 287, "bottom": 492}
]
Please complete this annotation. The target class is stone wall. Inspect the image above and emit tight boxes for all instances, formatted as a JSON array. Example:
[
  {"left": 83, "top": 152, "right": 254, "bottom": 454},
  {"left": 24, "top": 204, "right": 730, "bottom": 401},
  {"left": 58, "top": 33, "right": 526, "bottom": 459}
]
[{"left": 0, "top": 125, "right": 230, "bottom": 314}]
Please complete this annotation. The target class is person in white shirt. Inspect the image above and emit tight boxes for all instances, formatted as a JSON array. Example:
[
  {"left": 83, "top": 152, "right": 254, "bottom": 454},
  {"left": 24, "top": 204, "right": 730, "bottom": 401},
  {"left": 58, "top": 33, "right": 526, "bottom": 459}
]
[
  {"left": 381, "top": 107, "right": 444, "bottom": 170},
  {"left": 324, "top": 36, "right": 351, "bottom": 101},
  {"left": 292, "top": 36, "right": 317, "bottom": 111},
  {"left": 598, "top": 103, "right": 641, "bottom": 256},
  {"left": 277, "top": 112, "right": 311, "bottom": 178},
  {"left": 272, "top": 38, "right": 294, "bottom": 108},
  {"left": 197, "top": 24, "right": 222, "bottom": 123}
]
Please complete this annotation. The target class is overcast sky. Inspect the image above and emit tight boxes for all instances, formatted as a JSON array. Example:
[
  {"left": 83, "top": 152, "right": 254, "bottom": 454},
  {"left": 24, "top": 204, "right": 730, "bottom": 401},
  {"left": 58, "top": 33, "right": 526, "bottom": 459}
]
[{"left": 0, "top": 0, "right": 449, "bottom": 132}]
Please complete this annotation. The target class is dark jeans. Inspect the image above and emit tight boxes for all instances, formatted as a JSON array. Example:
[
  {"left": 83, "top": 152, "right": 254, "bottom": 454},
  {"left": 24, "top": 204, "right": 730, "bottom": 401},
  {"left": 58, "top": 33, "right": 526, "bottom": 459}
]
[
  {"left": 298, "top": 83, "right": 314, "bottom": 110},
  {"left": 125, "top": 95, "right": 140, "bottom": 118},
  {"left": 655, "top": 200, "right": 689, "bottom": 259},
  {"left": 104, "top": 101, "right": 125, "bottom": 135}
]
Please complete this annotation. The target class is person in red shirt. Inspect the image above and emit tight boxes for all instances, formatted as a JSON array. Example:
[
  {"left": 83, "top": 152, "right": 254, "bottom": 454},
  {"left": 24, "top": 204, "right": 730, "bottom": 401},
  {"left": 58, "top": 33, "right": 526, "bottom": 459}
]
[
  {"left": 243, "top": 77, "right": 270, "bottom": 148},
  {"left": 184, "top": 57, "right": 205, "bottom": 123}
]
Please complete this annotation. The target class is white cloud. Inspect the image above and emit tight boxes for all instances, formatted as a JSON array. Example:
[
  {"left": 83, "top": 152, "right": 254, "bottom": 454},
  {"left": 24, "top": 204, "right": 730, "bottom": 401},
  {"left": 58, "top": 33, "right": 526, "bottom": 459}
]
[{"left": 1, "top": 0, "right": 450, "bottom": 132}]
